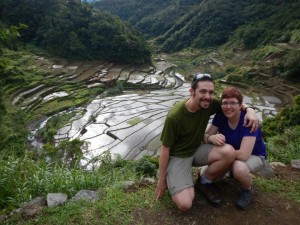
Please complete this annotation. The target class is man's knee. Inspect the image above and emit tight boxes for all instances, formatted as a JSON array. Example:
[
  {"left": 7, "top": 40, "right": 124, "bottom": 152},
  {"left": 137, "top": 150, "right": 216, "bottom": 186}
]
[
  {"left": 174, "top": 199, "right": 193, "bottom": 212},
  {"left": 172, "top": 188, "right": 194, "bottom": 212}
]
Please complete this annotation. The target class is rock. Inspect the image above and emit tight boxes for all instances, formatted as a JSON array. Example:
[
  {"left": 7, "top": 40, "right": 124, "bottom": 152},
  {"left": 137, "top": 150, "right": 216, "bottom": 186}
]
[
  {"left": 19, "top": 197, "right": 46, "bottom": 218},
  {"left": 71, "top": 190, "right": 101, "bottom": 202},
  {"left": 141, "top": 177, "right": 155, "bottom": 185},
  {"left": 124, "top": 181, "right": 136, "bottom": 192},
  {"left": 291, "top": 159, "right": 300, "bottom": 170},
  {"left": 0, "top": 213, "right": 8, "bottom": 220},
  {"left": 269, "top": 161, "right": 286, "bottom": 169},
  {"left": 20, "top": 204, "right": 42, "bottom": 218},
  {"left": 47, "top": 193, "right": 68, "bottom": 207},
  {"left": 9, "top": 208, "right": 21, "bottom": 217},
  {"left": 20, "top": 196, "right": 45, "bottom": 208},
  {"left": 255, "top": 162, "right": 276, "bottom": 179}
]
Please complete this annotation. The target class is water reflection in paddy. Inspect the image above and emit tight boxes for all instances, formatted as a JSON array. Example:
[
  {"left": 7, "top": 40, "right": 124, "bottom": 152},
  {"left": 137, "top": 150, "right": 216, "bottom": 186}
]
[{"left": 50, "top": 83, "right": 281, "bottom": 167}]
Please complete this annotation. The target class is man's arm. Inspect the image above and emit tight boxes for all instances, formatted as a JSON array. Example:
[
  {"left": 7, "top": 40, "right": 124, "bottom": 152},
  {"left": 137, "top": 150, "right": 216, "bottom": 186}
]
[
  {"left": 241, "top": 103, "right": 259, "bottom": 133},
  {"left": 155, "top": 145, "right": 170, "bottom": 200},
  {"left": 203, "top": 124, "right": 225, "bottom": 146}
]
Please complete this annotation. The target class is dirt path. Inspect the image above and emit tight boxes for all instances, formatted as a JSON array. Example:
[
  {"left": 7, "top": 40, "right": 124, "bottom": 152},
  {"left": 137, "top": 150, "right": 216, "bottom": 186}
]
[{"left": 132, "top": 166, "right": 300, "bottom": 225}]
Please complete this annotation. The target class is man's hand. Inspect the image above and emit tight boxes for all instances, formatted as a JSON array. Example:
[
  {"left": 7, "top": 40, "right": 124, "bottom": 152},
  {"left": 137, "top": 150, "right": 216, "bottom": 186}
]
[
  {"left": 243, "top": 107, "right": 259, "bottom": 133},
  {"left": 156, "top": 145, "right": 170, "bottom": 200},
  {"left": 155, "top": 179, "right": 167, "bottom": 200}
]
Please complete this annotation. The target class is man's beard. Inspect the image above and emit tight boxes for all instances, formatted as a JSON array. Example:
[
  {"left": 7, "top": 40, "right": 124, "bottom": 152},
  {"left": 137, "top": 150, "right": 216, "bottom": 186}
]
[{"left": 199, "top": 99, "right": 211, "bottom": 109}]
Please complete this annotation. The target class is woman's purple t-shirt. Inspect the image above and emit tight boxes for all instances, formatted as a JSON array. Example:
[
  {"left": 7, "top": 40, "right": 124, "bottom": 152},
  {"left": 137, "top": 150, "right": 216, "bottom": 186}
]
[{"left": 212, "top": 111, "right": 267, "bottom": 158}]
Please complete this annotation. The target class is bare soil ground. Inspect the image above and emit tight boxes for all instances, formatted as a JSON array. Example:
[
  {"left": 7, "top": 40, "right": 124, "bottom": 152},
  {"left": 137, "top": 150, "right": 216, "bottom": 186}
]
[{"left": 131, "top": 166, "right": 300, "bottom": 225}]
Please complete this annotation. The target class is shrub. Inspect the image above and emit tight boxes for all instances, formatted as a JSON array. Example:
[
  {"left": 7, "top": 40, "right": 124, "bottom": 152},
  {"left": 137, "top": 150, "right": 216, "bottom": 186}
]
[
  {"left": 262, "top": 95, "right": 300, "bottom": 137},
  {"left": 266, "top": 126, "right": 300, "bottom": 164},
  {"left": 278, "top": 49, "right": 300, "bottom": 81},
  {"left": 42, "top": 139, "right": 87, "bottom": 168},
  {"left": 134, "top": 156, "right": 158, "bottom": 177},
  {"left": 226, "top": 74, "right": 245, "bottom": 83}
]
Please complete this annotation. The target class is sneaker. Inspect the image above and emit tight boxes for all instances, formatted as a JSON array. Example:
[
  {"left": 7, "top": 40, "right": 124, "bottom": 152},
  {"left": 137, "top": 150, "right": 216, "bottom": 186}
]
[
  {"left": 195, "top": 178, "right": 222, "bottom": 206},
  {"left": 236, "top": 188, "right": 253, "bottom": 210}
]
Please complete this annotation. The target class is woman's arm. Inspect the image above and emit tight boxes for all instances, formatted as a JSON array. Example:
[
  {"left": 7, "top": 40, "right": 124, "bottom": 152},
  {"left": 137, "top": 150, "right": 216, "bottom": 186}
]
[
  {"left": 203, "top": 124, "right": 226, "bottom": 146},
  {"left": 235, "top": 136, "right": 256, "bottom": 161}
]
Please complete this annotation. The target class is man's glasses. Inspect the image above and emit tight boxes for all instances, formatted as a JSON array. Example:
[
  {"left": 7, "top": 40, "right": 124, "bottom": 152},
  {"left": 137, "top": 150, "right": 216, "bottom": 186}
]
[
  {"left": 192, "top": 73, "right": 212, "bottom": 81},
  {"left": 221, "top": 101, "right": 240, "bottom": 106}
]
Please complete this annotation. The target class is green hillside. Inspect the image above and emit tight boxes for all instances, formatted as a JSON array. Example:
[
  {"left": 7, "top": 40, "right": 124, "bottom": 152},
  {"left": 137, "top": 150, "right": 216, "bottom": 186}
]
[
  {"left": 0, "top": 0, "right": 151, "bottom": 64},
  {"left": 95, "top": 0, "right": 300, "bottom": 52},
  {"left": 95, "top": 0, "right": 199, "bottom": 38}
]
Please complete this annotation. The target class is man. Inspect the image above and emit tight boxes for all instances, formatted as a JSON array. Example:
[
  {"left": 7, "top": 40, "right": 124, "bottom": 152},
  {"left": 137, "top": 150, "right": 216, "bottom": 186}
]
[{"left": 155, "top": 73, "right": 259, "bottom": 211}]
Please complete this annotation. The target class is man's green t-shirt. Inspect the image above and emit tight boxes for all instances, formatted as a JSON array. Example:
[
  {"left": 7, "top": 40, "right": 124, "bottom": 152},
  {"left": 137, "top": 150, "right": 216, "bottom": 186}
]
[{"left": 160, "top": 98, "right": 221, "bottom": 158}]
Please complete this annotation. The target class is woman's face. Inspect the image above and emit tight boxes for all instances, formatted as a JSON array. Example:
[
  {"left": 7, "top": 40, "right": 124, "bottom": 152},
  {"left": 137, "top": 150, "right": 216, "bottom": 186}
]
[{"left": 221, "top": 97, "right": 242, "bottom": 118}]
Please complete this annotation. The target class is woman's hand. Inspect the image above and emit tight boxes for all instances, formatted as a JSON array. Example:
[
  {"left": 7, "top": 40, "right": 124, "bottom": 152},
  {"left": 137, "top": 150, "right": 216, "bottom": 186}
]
[{"left": 208, "top": 133, "right": 226, "bottom": 146}]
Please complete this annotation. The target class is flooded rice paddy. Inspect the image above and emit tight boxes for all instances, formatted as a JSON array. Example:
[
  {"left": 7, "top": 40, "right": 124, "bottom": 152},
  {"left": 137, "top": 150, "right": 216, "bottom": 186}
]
[
  {"left": 17, "top": 58, "right": 282, "bottom": 167},
  {"left": 53, "top": 85, "right": 281, "bottom": 167}
]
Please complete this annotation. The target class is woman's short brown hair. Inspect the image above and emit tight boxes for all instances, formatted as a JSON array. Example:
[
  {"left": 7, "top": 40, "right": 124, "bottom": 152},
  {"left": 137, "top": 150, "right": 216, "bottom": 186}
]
[{"left": 221, "top": 86, "right": 243, "bottom": 104}]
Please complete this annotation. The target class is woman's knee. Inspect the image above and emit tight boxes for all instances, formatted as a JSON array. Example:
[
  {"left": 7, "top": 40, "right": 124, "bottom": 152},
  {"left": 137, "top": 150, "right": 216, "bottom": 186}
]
[
  {"left": 211, "top": 144, "right": 235, "bottom": 161},
  {"left": 221, "top": 144, "right": 235, "bottom": 160},
  {"left": 232, "top": 161, "right": 250, "bottom": 177}
]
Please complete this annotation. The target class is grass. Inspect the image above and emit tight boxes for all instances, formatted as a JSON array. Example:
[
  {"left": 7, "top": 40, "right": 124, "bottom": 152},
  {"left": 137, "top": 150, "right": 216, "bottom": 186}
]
[
  {"left": 0, "top": 152, "right": 158, "bottom": 209},
  {"left": 0, "top": 151, "right": 173, "bottom": 224},
  {"left": 249, "top": 45, "right": 282, "bottom": 61},
  {"left": 128, "top": 117, "right": 143, "bottom": 126},
  {"left": 1, "top": 147, "right": 300, "bottom": 225},
  {"left": 4, "top": 185, "right": 173, "bottom": 225},
  {"left": 255, "top": 177, "right": 300, "bottom": 203}
]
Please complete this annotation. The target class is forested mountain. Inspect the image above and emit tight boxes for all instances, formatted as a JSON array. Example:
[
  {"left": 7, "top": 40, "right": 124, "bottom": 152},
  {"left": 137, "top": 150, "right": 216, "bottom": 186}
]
[
  {"left": 0, "top": 0, "right": 151, "bottom": 64},
  {"left": 95, "top": 0, "right": 300, "bottom": 52},
  {"left": 95, "top": 0, "right": 199, "bottom": 39}
]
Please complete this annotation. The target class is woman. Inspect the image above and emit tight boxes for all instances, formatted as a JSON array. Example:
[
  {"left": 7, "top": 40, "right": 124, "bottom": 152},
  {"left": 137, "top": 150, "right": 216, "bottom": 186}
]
[{"left": 203, "top": 86, "right": 267, "bottom": 210}]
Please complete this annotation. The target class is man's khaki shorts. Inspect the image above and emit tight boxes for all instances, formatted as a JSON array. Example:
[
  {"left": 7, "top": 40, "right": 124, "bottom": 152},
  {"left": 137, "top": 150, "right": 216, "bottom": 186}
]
[{"left": 167, "top": 144, "right": 213, "bottom": 196}]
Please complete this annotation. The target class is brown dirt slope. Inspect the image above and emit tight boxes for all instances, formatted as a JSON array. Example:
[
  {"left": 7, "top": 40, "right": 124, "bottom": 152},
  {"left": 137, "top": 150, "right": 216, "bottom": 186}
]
[{"left": 131, "top": 166, "right": 300, "bottom": 225}]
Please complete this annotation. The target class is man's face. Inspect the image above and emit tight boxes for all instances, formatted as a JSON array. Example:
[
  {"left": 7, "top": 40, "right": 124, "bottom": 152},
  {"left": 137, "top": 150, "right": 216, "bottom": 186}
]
[{"left": 190, "top": 81, "right": 215, "bottom": 109}]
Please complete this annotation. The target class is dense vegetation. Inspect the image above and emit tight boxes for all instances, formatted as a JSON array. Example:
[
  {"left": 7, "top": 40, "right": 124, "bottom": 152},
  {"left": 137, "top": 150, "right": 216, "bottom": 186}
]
[
  {"left": 0, "top": 0, "right": 151, "bottom": 64},
  {"left": 95, "top": 0, "right": 199, "bottom": 38},
  {"left": 261, "top": 95, "right": 300, "bottom": 163},
  {"left": 95, "top": 0, "right": 300, "bottom": 52}
]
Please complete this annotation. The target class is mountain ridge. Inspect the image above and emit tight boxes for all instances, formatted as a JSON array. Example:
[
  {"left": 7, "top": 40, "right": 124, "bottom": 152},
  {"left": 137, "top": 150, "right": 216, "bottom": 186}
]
[{"left": 95, "top": 0, "right": 300, "bottom": 52}]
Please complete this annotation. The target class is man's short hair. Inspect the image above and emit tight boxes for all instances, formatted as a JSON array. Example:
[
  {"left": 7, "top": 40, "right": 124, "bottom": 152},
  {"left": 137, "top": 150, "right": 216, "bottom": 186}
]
[{"left": 191, "top": 73, "right": 214, "bottom": 90}]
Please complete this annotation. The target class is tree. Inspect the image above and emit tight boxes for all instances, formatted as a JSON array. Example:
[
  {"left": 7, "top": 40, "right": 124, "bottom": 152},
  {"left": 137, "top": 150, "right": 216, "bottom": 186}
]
[{"left": 0, "top": 23, "right": 28, "bottom": 51}]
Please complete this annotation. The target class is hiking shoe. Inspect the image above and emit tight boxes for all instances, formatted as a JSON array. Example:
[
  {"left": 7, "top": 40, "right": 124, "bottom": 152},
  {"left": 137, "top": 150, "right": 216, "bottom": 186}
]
[
  {"left": 236, "top": 188, "right": 253, "bottom": 210},
  {"left": 195, "top": 178, "right": 222, "bottom": 206}
]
